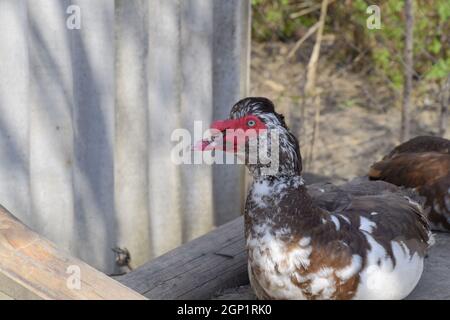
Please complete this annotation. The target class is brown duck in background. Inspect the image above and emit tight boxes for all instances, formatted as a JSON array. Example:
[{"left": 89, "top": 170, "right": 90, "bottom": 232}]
[{"left": 369, "top": 136, "right": 450, "bottom": 231}]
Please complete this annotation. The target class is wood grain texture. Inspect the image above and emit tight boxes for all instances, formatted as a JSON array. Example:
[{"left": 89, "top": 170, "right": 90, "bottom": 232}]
[
  {"left": 0, "top": 205, "right": 145, "bottom": 300},
  {"left": 117, "top": 216, "right": 248, "bottom": 299},
  {"left": 406, "top": 232, "right": 450, "bottom": 300}
]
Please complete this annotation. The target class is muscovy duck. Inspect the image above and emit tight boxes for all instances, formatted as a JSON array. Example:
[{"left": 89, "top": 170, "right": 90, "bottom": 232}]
[
  {"left": 196, "top": 97, "right": 433, "bottom": 300},
  {"left": 369, "top": 135, "right": 450, "bottom": 231}
]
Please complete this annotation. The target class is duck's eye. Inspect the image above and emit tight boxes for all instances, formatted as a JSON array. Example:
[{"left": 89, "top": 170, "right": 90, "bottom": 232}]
[{"left": 247, "top": 120, "right": 256, "bottom": 127}]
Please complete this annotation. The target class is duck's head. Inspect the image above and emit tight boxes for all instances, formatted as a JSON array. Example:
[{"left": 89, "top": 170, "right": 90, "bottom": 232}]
[{"left": 195, "top": 97, "right": 302, "bottom": 177}]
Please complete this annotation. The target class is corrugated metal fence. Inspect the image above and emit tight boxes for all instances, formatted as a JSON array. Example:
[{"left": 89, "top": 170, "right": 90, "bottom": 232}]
[{"left": 0, "top": 0, "right": 249, "bottom": 273}]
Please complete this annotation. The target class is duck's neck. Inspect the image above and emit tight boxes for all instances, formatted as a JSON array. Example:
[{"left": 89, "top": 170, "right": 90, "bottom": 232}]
[
  {"left": 246, "top": 124, "right": 302, "bottom": 178},
  {"left": 246, "top": 174, "right": 323, "bottom": 237},
  {"left": 245, "top": 129, "right": 323, "bottom": 230}
]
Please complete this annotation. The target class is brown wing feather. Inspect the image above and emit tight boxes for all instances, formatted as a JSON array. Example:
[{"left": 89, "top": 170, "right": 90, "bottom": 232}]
[
  {"left": 384, "top": 136, "right": 450, "bottom": 159},
  {"left": 369, "top": 152, "right": 450, "bottom": 187},
  {"left": 417, "top": 174, "right": 450, "bottom": 230},
  {"left": 337, "top": 193, "right": 430, "bottom": 258},
  {"left": 369, "top": 136, "right": 450, "bottom": 231},
  {"left": 309, "top": 179, "right": 431, "bottom": 260}
]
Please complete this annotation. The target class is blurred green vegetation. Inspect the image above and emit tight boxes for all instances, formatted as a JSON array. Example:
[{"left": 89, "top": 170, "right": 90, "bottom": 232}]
[{"left": 252, "top": 0, "right": 450, "bottom": 88}]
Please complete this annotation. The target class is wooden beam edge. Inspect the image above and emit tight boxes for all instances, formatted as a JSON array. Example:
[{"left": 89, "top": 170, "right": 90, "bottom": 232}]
[{"left": 0, "top": 205, "right": 146, "bottom": 300}]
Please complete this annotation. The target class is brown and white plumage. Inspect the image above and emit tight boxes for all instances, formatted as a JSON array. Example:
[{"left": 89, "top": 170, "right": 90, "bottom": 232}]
[
  {"left": 369, "top": 136, "right": 450, "bottom": 231},
  {"left": 198, "top": 97, "right": 432, "bottom": 300}
]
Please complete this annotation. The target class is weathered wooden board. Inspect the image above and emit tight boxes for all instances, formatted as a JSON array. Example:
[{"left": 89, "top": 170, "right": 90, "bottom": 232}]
[
  {"left": 117, "top": 216, "right": 248, "bottom": 299},
  {"left": 0, "top": 205, "right": 146, "bottom": 300},
  {"left": 407, "top": 232, "right": 450, "bottom": 300},
  {"left": 119, "top": 214, "right": 450, "bottom": 300},
  {"left": 0, "top": 292, "right": 13, "bottom": 300}
]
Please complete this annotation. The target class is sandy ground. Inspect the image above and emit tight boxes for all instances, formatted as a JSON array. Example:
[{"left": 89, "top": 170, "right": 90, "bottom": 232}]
[{"left": 249, "top": 42, "right": 449, "bottom": 182}]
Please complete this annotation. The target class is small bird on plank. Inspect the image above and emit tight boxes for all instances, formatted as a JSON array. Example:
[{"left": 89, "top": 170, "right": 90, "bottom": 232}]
[
  {"left": 369, "top": 135, "right": 450, "bottom": 232},
  {"left": 195, "top": 97, "right": 433, "bottom": 300}
]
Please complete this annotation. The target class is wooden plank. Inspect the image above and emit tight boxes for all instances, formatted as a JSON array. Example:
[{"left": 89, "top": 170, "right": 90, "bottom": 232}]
[
  {"left": 117, "top": 216, "right": 248, "bottom": 299},
  {"left": 0, "top": 273, "right": 40, "bottom": 300},
  {"left": 0, "top": 205, "right": 146, "bottom": 300},
  {"left": 0, "top": 292, "right": 13, "bottom": 300},
  {"left": 407, "top": 233, "right": 450, "bottom": 300}
]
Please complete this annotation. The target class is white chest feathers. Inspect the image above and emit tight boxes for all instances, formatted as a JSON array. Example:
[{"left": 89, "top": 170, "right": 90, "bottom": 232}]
[{"left": 247, "top": 227, "right": 311, "bottom": 300}]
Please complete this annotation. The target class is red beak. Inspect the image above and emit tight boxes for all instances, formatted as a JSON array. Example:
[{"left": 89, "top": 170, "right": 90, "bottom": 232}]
[{"left": 193, "top": 119, "right": 242, "bottom": 151}]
